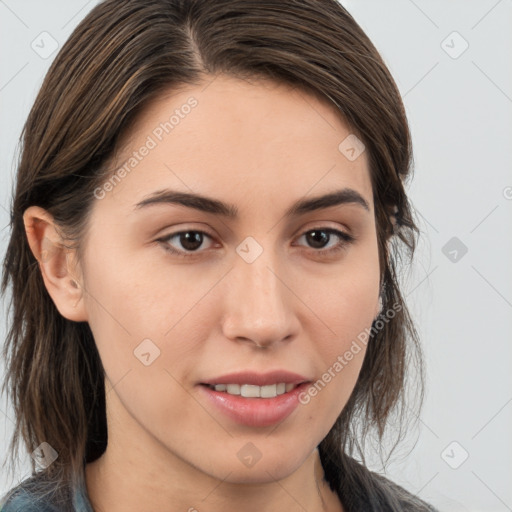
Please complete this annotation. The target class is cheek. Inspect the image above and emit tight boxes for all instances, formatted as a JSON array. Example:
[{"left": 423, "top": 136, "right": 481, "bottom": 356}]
[
  {"left": 304, "top": 242, "right": 380, "bottom": 356},
  {"left": 81, "top": 254, "right": 205, "bottom": 437},
  {"left": 295, "top": 244, "right": 379, "bottom": 426},
  {"left": 297, "top": 306, "right": 372, "bottom": 441},
  {"left": 80, "top": 241, "right": 211, "bottom": 394},
  {"left": 81, "top": 236, "right": 178, "bottom": 337}
]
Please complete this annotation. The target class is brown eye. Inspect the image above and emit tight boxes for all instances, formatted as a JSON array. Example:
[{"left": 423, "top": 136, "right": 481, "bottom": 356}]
[
  {"left": 296, "top": 228, "right": 355, "bottom": 255},
  {"left": 157, "top": 230, "right": 215, "bottom": 257}
]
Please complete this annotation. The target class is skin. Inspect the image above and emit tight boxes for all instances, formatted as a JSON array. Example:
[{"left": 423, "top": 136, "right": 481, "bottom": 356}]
[{"left": 23, "top": 74, "right": 383, "bottom": 512}]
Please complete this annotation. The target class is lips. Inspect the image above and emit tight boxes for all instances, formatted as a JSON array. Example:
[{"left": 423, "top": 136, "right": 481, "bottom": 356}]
[
  {"left": 197, "top": 370, "right": 312, "bottom": 427},
  {"left": 200, "top": 370, "right": 310, "bottom": 387},
  {"left": 204, "top": 382, "right": 297, "bottom": 398}
]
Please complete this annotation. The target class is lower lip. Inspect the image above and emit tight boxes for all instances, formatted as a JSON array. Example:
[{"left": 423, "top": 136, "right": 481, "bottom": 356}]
[{"left": 198, "top": 382, "right": 311, "bottom": 427}]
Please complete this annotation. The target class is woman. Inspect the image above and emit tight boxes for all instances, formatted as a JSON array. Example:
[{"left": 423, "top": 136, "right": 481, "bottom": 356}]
[{"left": 0, "top": 0, "right": 437, "bottom": 510}]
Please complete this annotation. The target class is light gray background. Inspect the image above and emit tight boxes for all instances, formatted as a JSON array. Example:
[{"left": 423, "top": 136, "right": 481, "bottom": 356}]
[{"left": 1, "top": 1, "right": 511, "bottom": 510}]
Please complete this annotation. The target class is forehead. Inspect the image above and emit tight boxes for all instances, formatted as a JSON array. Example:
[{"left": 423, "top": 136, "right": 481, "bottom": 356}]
[{"left": 101, "top": 74, "right": 373, "bottom": 214}]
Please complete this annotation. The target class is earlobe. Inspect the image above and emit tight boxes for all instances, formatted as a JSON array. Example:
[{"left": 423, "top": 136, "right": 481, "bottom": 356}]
[{"left": 23, "top": 206, "right": 88, "bottom": 322}]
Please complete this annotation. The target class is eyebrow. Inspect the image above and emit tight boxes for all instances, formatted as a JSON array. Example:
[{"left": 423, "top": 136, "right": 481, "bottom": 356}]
[{"left": 133, "top": 187, "right": 370, "bottom": 218}]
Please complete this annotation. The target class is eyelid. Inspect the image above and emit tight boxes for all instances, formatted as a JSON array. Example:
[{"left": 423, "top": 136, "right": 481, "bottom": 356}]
[
  {"left": 295, "top": 219, "right": 352, "bottom": 237},
  {"left": 156, "top": 223, "right": 356, "bottom": 258},
  {"left": 155, "top": 226, "right": 218, "bottom": 258},
  {"left": 155, "top": 224, "right": 217, "bottom": 243}
]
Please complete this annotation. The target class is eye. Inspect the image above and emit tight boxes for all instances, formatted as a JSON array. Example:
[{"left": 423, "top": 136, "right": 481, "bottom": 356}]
[
  {"left": 157, "top": 229, "right": 216, "bottom": 258},
  {"left": 156, "top": 226, "right": 356, "bottom": 258},
  {"left": 294, "top": 227, "right": 356, "bottom": 256}
]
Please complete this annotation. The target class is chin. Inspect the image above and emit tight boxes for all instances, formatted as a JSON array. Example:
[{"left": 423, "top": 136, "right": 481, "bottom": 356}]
[
  {"left": 198, "top": 441, "right": 312, "bottom": 484},
  {"left": 216, "top": 463, "right": 300, "bottom": 485}
]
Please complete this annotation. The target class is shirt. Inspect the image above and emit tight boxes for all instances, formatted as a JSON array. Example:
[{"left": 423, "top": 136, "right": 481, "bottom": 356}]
[{"left": 0, "top": 474, "right": 92, "bottom": 512}]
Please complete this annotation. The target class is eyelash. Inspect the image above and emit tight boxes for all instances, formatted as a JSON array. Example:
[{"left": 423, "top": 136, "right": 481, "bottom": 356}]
[{"left": 156, "top": 227, "right": 356, "bottom": 259}]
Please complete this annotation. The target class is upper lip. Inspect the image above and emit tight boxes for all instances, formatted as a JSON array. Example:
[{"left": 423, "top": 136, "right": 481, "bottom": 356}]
[{"left": 200, "top": 370, "right": 311, "bottom": 387}]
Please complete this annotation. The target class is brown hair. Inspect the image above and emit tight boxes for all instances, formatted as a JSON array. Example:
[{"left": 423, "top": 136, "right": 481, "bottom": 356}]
[{"left": 1, "top": 0, "right": 424, "bottom": 503}]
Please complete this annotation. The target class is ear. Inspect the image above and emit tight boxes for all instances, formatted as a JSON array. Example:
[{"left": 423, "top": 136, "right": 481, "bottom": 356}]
[{"left": 23, "top": 206, "right": 88, "bottom": 322}]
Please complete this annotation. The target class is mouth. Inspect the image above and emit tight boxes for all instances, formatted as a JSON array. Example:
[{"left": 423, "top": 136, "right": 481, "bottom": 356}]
[
  {"left": 197, "top": 380, "right": 313, "bottom": 427},
  {"left": 200, "top": 382, "right": 305, "bottom": 398}
]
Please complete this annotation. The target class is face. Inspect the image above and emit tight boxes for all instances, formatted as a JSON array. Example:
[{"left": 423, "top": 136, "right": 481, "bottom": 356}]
[{"left": 76, "top": 75, "right": 381, "bottom": 484}]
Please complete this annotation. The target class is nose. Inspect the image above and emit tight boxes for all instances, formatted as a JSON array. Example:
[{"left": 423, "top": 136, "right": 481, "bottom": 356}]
[{"left": 221, "top": 247, "right": 299, "bottom": 349}]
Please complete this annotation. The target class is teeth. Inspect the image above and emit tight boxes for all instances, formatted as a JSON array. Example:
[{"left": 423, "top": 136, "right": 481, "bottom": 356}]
[
  {"left": 226, "top": 384, "right": 240, "bottom": 395},
  {"left": 211, "top": 382, "right": 298, "bottom": 397},
  {"left": 241, "top": 384, "right": 261, "bottom": 398}
]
